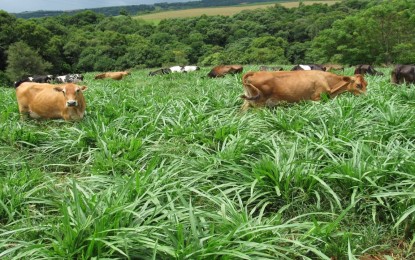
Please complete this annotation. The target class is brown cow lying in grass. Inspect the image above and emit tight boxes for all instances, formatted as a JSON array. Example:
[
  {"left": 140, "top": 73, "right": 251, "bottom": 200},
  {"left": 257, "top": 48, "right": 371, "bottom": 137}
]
[
  {"left": 94, "top": 71, "right": 130, "bottom": 80},
  {"left": 240, "top": 70, "right": 367, "bottom": 110},
  {"left": 16, "top": 82, "right": 87, "bottom": 121},
  {"left": 207, "top": 65, "right": 243, "bottom": 78}
]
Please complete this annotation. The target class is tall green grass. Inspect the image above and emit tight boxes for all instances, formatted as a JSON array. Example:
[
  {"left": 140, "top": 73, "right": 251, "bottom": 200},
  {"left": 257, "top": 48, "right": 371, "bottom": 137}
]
[{"left": 0, "top": 66, "right": 414, "bottom": 259}]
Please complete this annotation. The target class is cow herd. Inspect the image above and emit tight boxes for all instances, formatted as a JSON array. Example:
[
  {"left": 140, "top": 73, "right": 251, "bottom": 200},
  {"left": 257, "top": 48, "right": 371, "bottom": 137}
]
[
  {"left": 149, "top": 66, "right": 200, "bottom": 76},
  {"left": 12, "top": 63, "right": 415, "bottom": 121},
  {"left": 14, "top": 74, "right": 84, "bottom": 87}
]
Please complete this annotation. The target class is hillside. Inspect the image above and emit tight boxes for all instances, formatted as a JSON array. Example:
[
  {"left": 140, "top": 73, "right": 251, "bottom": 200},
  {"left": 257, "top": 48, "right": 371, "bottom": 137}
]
[
  {"left": 135, "top": 1, "right": 339, "bottom": 21},
  {"left": 12, "top": 0, "right": 337, "bottom": 19}
]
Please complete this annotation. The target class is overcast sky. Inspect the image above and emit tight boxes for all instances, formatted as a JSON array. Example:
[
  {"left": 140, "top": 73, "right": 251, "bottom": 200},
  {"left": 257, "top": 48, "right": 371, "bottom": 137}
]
[{"left": 1, "top": 0, "right": 196, "bottom": 13}]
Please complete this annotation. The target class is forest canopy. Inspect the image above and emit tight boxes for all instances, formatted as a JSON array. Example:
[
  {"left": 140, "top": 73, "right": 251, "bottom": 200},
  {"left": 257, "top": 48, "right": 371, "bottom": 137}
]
[{"left": 1, "top": 0, "right": 414, "bottom": 82}]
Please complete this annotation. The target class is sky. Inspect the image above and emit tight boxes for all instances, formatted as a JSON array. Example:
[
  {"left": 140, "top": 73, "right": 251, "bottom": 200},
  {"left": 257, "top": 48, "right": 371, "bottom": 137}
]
[{"left": 1, "top": 0, "right": 196, "bottom": 13}]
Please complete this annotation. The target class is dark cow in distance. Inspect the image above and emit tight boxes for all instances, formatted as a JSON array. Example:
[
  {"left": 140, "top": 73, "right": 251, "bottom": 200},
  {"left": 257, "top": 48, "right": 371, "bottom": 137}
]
[
  {"left": 259, "top": 66, "right": 283, "bottom": 71},
  {"left": 149, "top": 68, "right": 172, "bottom": 76},
  {"left": 207, "top": 65, "right": 243, "bottom": 78},
  {"left": 14, "top": 75, "right": 54, "bottom": 88},
  {"left": 354, "top": 65, "right": 384, "bottom": 76},
  {"left": 391, "top": 64, "right": 415, "bottom": 85},
  {"left": 240, "top": 70, "right": 367, "bottom": 110},
  {"left": 291, "top": 64, "right": 326, "bottom": 71}
]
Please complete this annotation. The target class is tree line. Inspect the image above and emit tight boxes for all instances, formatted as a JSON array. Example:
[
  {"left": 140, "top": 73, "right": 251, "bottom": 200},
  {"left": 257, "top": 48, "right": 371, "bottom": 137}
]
[
  {"left": 1, "top": 0, "right": 414, "bottom": 85},
  {"left": 13, "top": 0, "right": 299, "bottom": 19}
]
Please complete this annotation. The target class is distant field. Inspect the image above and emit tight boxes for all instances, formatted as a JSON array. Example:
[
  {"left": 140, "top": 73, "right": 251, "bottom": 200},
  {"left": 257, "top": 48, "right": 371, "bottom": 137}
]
[{"left": 135, "top": 1, "right": 339, "bottom": 22}]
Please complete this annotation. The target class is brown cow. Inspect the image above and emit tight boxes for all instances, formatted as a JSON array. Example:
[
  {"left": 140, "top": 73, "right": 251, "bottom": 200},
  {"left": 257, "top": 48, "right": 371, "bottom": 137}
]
[
  {"left": 240, "top": 70, "right": 367, "bottom": 110},
  {"left": 324, "top": 64, "right": 344, "bottom": 72},
  {"left": 94, "top": 71, "right": 130, "bottom": 80},
  {"left": 16, "top": 82, "right": 87, "bottom": 121},
  {"left": 207, "top": 65, "right": 243, "bottom": 78}
]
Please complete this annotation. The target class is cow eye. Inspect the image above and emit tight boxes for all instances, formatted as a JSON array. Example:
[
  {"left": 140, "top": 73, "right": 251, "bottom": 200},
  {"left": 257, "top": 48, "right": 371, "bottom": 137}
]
[{"left": 356, "top": 84, "right": 362, "bottom": 89}]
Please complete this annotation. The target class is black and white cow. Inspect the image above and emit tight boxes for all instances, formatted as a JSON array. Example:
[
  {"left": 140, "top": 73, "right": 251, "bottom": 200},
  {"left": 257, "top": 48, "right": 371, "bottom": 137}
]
[
  {"left": 14, "top": 75, "right": 54, "bottom": 88},
  {"left": 291, "top": 64, "right": 326, "bottom": 71},
  {"left": 55, "top": 74, "right": 84, "bottom": 83}
]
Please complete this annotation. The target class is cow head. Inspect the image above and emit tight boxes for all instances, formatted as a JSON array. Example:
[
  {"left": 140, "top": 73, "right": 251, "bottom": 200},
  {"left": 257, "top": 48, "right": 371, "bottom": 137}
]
[
  {"left": 347, "top": 74, "right": 367, "bottom": 95},
  {"left": 331, "top": 74, "right": 367, "bottom": 97},
  {"left": 54, "top": 84, "right": 87, "bottom": 107}
]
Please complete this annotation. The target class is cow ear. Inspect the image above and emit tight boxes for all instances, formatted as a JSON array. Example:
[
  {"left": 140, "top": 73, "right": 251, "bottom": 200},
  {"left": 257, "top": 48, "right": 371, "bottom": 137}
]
[
  {"left": 80, "top": 86, "right": 88, "bottom": 91},
  {"left": 342, "top": 76, "right": 352, "bottom": 82},
  {"left": 54, "top": 86, "right": 63, "bottom": 92}
]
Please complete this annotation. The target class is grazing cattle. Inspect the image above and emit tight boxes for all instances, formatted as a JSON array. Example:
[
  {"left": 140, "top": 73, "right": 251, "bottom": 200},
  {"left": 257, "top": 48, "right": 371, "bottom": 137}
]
[
  {"left": 354, "top": 65, "right": 384, "bottom": 76},
  {"left": 183, "top": 65, "right": 200, "bottom": 72},
  {"left": 240, "top": 70, "right": 367, "bottom": 110},
  {"left": 169, "top": 66, "right": 184, "bottom": 73},
  {"left": 94, "top": 71, "right": 130, "bottom": 80},
  {"left": 31, "top": 75, "right": 54, "bottom": 83},
  {"left": 259, "top": 66, "right": 283, "bottom": 71},
  {"left": 16, "top": 82, "right": 87, "bottom": 121},
  {"left": 55, "top": 74, "right": 84, "bottom": 83},
  {"left": 391, "top": 64, "right": 415, "bottom": 85},
  {"left": 149, "top": 68, "right": 172, "bottom": 76},
  {"left": 207, "top": 65, "right": 243, "bottom": 78},
  {"left": 324, "top": 64, "right": 344, "bottom": 72},
  {"left": 291, "top": 64, "right": 326, "bottom": 71},
  {"left": 14, "top": 75, "right": 54, "bottom": 88}
]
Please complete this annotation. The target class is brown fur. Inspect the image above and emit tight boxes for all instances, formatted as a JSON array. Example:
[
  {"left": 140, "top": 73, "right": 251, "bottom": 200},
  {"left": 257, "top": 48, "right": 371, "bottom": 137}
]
[
  {"left": 94, "top": 71, "right": 130, "bottom": 80},
  {"left": 207, "top": 65, "right": 243, "bottom": 78},
  {"left": 16, "top": 82, "right": 87, "bottom": 121},
  {"left": 240, "top": 70, "right": 367, "bottom": 110},
  {"left": 324, "top": 64, "right": 344, "bottom": 72}
]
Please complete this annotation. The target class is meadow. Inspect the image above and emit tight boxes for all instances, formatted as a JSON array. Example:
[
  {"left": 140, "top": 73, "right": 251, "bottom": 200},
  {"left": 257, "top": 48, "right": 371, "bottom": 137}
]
[
  {"left": 0, "top": 66, "right": 414, "bottom": 259},
  {"left": 135, "top": 1, "right": 339, "bottom": 22}
]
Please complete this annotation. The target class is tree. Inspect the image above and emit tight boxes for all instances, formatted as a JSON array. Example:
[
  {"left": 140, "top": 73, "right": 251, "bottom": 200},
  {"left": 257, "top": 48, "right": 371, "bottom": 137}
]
[
  {"left": 0, "top": 11, "right": 18, "bottom": 70},
  {"left": 308, "top": 0, "right": 415, "bottom": 65},
  {"left": 6, "top": 41, "right": 52, "bottom": 80}
]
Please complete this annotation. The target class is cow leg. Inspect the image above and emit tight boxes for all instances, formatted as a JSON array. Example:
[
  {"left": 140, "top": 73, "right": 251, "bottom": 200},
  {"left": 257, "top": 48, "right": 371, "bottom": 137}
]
[
  {"left": 241, "top": 100, "right": 251, "bottom": 111},
  {"left": 17, "top": 102, "right": 30, "bottom": 120},
  {"left": 29, "top": 110, "right": 42, "bottom": 119},
  {"left": 311, "top": 92, "right": 322, "bottom": 101}
]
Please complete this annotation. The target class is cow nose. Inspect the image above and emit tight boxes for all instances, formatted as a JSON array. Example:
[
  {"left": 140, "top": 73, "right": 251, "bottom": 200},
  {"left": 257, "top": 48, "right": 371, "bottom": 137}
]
[{"left": 67, "top": 100, "right": 78, "bottom": 107}]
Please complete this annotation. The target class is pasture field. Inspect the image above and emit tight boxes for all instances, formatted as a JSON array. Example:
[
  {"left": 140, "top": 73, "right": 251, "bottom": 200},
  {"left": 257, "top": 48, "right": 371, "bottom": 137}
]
[
  {"left": 0, "top": 66, "right": 415, "bottom": 259},
  {"left": 135, "top": 1, "right": 339, "bottom": 22}
]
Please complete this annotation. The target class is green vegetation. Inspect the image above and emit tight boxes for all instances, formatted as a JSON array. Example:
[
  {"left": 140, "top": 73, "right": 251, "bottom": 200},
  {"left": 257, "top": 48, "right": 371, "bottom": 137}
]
[
  {"left": 1, "top": 0, "right": 414, "bottom": 83},
  {"left": 1, "top": 0, "right": 415, "bottom": 257},
  {"left": 1, "top": 66, "right": 415, "bottom": 258}
]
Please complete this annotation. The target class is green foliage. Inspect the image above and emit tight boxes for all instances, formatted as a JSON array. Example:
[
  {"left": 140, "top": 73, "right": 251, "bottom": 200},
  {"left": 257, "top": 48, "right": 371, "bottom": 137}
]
[
  {"left": 310, "top": 0, "right": 415, "bottom": 64},
  {"left": 1, "top": 0, "right": 414, "bottom": 73},
  {"left": 0, "top": 11, "right": 18, "bottom": 70},
  {"left": 1, "top": 66, "right": 415, "bottom": 259},
  {"left": 0, "top": 71, "right": 12, "bottom": 87},
  {"left": 6, "top": 41, "right": 52, "bottom": 80}
]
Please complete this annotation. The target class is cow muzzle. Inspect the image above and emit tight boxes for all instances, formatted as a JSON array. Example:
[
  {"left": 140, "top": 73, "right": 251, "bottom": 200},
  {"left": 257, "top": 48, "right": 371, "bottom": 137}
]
[{"left": 67, "top": 100, "right": 78, "bottom": 107}]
